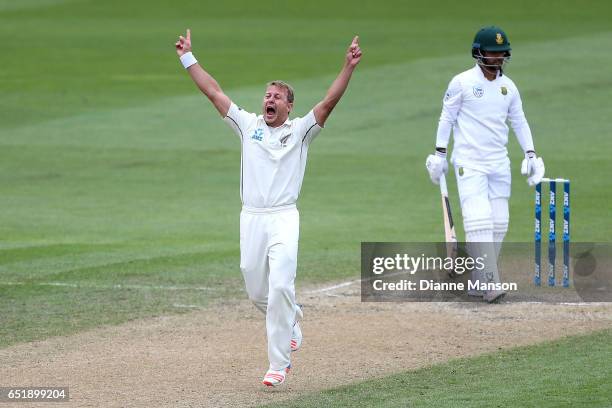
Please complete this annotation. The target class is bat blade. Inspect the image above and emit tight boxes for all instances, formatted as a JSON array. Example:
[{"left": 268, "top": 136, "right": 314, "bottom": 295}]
[
  {"left": 439, "top": 175, "right": 459, "bottom": 274},
  {"left": 441, "top": 194, "right": 457, "bottom": 244}
]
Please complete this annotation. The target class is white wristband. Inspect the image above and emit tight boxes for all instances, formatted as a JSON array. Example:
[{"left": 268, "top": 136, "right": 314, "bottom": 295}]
[{"left": 180, "top": 52, "right": 198, "bottom": 69}]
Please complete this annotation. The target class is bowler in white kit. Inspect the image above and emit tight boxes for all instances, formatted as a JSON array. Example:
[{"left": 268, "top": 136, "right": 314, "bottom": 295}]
[
  {"left": 426, "top": 26, "right": 545, "bottom": 302},
  {"left": 175, "top": 29, "right": 362, "bottom": 386}
]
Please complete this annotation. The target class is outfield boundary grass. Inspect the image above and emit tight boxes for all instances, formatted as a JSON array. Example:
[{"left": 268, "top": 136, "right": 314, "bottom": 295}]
[{"left": 264, "top": 328, "right": 612, "bottom": 408}]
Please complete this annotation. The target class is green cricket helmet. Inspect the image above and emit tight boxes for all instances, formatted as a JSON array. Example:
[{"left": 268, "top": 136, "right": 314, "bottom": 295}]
[
  {"left": 472, "top": 26, "right": 511, "bottom": 54},
  {"left": 472, "top": 26, "right": 512, "bottom": 71}
]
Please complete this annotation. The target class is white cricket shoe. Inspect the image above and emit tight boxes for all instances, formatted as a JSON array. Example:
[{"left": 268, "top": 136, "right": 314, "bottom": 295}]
[
  {"left": 468, "top": 288, "right": 484, "bottom": 297},
  {"left": 484, "top": 289, "right": 506, "bottom": 303},
  {"left": 262, "top": 365, "right": 290, "bottom": 387}
]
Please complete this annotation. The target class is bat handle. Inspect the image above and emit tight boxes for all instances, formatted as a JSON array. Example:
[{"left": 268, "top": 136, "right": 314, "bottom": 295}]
[{"left": 439, "top": 174, "right": 449, "bottom": 196}]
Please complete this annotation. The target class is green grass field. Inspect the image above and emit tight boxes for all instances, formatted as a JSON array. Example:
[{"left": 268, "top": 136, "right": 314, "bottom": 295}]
[
  {"left": 262, "top": 329, "right": 612, "bottom": 408},
  {"left": 1, "top": 1, "right": 611, "bottom": 404}
]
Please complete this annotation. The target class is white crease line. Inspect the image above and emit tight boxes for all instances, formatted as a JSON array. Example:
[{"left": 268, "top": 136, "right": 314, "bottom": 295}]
[
  {"left": 41, "top": 282, "right": 78, "bottom": 287},
  {"left": 304, "top": 279, "right": 361, "bottom": 294},
  {"left": 4, "top": 281, "right": 608, "bottom": 305},
  {"left": 303, "top": 271, "right": 413, "bottom": 295},
  {"left": 111, "top": 283, "right": 216, "bottom": 291},
  {"left": 0, "top": 281, "right": 217, "bottom": 291},
  {"left": 173, "top": 303, "right": 204, "bottom": 309}
]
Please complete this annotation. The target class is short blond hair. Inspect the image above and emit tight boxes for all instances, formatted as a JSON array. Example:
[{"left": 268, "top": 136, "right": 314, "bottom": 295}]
[{"left": 267, "top": 80, "right": 294, "bottom": 103}]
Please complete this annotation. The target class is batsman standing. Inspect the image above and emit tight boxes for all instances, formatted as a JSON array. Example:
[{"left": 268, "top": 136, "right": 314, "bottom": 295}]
[
  {"left": 426, "top": 26, "right": 545, "bottom": 302},
  {"left": 175, "top": 29, "right": 362, "bottom": 386}
]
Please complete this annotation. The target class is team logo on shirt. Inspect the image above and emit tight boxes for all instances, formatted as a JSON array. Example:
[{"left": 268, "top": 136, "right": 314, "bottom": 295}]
[
  {"left": 280, "top": 134, "right": 291, "bottom": 148},
  {"left": 473, "top": 86, "right": 484, "bottom": 98},
  {"left": 251, "top": 128, "right": 264, "bottom": 141},
  {"left": 501, "top": 86, "right": 508, "bottom": 95}
]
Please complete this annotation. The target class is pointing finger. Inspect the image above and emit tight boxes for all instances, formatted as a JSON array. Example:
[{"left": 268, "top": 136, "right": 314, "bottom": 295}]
[
  {"left": 352, "top": 35, "right": 359, "bottom": 46},
  {"left": 187, "top": 28, "right": 191, "bottom": 41}
]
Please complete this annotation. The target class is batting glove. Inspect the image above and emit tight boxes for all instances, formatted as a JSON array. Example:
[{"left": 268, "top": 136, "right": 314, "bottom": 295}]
[
  {"left": 425, "top": 150, "right": 448, "bottom": 185},
  {"left": 521, "top": 151, "right": 545, "bottom": 186}
]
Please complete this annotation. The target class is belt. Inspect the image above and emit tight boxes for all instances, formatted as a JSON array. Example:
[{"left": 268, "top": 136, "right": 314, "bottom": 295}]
[{"left": 242, "top": 203, "right": 297, "bottom": 214}]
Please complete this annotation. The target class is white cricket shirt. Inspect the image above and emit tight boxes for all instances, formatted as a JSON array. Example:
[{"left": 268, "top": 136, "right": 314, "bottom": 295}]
[
  {"left": 436, "top": 65, "right": 534, "bottom": 168},
  {"left": 224, "top": 103, "right": 322, "bottom": 208}
]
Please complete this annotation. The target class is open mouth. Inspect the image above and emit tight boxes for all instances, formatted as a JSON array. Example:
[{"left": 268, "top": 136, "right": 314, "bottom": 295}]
[{"left": 266, "top": 105, "right": 276, "bottom": 115}]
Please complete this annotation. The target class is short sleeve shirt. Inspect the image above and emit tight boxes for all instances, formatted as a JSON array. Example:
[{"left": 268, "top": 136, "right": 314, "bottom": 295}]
[{"left": 223, "top": 103, "right": 323, "bottom": 208}]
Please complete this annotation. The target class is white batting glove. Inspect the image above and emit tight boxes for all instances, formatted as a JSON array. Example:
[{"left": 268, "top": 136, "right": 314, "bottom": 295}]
[
  {"left": 521, "top": 151, "right": 545, "bottom": 186},
  {"left": 425, "top": 150, "right": 448, "bottom": 185}
]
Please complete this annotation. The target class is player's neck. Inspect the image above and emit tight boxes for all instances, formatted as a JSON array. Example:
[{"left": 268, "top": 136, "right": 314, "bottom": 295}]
[
  {"left": 479, "top": 65, "right": 498, "bottom": 81},
  {"left": 267, "top": 117, "right": 289, "bottom": 128}
]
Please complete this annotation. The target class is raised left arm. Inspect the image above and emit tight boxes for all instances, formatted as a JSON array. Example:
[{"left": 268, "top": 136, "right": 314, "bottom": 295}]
[{"left": 313, "top": 36, "right": 362, "bottom": 127}]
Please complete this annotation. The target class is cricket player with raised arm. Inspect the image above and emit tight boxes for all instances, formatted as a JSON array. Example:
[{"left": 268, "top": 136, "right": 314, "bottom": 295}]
[
  {"left": 175, "top": 29, "right": 362, "bottom": 386},
  {"left": 425, "top": 26, "right": 545, "bottom": 303}
]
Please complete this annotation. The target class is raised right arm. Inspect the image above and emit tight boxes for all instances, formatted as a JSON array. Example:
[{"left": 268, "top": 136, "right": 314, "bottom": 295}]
[{"left": 176, "top": 29, "right": 231, "bottom": 117}]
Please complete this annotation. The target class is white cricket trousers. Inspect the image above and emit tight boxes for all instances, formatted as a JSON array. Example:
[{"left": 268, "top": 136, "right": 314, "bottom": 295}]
[{"left": 240, "top": 204, "right": 300, "bottom": 371}]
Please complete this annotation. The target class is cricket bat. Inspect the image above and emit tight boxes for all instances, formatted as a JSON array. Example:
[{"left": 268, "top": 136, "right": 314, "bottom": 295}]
[{"left": 439, "top": 174, "right": 459, "bottom": 272}]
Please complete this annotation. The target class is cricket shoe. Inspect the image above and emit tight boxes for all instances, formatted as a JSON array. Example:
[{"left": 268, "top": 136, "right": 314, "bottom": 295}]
[
  {"left": 467, "top": 288, "right": 484, "bottom": 297},
  {"left": 262, "top": 365, "right": 291, "bottom": 387},
  {"left": 290, "top": 321, "right": 302, "bottom": 352}
]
